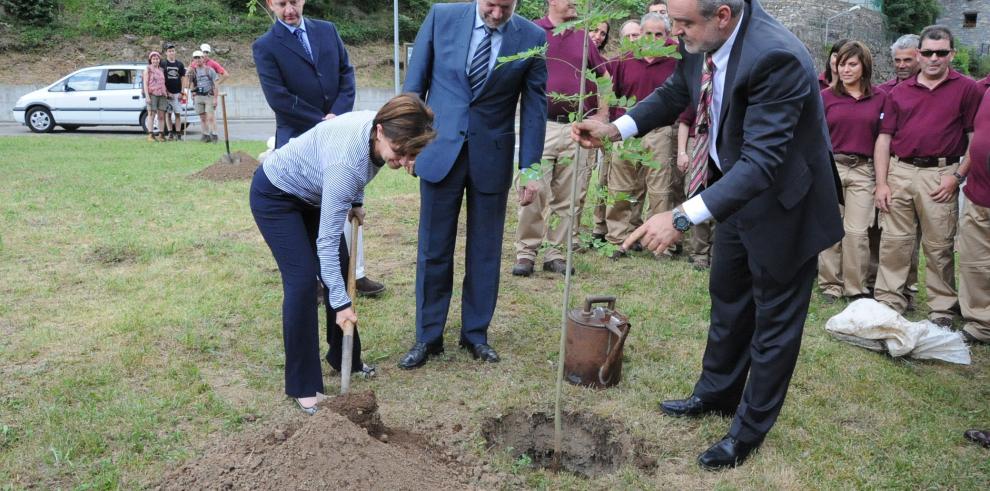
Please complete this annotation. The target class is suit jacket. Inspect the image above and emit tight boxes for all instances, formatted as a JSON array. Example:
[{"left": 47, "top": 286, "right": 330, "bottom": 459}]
[
  {"left": 253, "top": 19, "right": 356, "bottom": 148},
  {"left": 403, "top": 2, "right": 548, "bottom": 194},
  {"left": 626, "top": 0, "right": 842, "bottom": 283}
]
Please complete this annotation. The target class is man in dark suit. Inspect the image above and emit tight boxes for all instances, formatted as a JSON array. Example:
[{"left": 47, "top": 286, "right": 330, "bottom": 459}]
[
  {"left": 253, "top": 1, "right": 386, "bottom": 297},
  {"left": 399, "top": 0, "right": 547, "bottom": 369},
  {"left": 574, "top": 0, "right": 842, "bottom": 469},
  {"left": 253, "top": 0, "right": 355, "bottom": 148}
]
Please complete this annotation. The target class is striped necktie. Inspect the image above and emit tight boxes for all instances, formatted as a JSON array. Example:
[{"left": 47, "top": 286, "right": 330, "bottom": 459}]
[
  {"left": 468, "top": 26, "right": 494, "bottom": 96},
  {"left": 688, "top": 53, "right": 716, "bottom": 197},
  {"left": 294, "top": 28, "right": 313, "bottom": 62}
]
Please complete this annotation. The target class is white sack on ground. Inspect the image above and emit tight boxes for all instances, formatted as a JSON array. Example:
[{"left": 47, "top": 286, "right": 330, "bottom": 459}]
[{"left": 824, "top": 299, "right": 971, "bottom": 365}]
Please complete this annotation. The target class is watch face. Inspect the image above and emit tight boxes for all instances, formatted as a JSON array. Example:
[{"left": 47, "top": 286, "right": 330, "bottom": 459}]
[{"left": 674, "top": 215, "right": 691, "bottom": 231}]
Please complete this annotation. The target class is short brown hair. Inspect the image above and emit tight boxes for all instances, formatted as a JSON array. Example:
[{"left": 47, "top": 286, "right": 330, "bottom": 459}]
[
  {"left": 831, "top": 41, "right": 874, "bottom": 99},
  {"left": 373, "top": 93, "right": 436, "bottom": 157}
]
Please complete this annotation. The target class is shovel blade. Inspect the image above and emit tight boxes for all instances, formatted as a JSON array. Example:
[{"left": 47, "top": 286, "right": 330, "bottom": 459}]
[{"left": 340, "top": 332, "right": 354, "bottom": 394}]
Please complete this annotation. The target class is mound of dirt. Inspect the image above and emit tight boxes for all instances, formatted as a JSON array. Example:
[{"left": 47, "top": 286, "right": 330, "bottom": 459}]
[
  {"left": 158, "top": 391, "right": 482, "bottom": 490},
  {"left": 191, "top": 151, "right": 260, "bottom": 181}
]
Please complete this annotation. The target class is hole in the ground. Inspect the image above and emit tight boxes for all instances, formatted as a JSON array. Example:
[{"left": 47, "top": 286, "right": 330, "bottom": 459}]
[{"left": 481, "top": 411, "right": 656, "bottom": 478}]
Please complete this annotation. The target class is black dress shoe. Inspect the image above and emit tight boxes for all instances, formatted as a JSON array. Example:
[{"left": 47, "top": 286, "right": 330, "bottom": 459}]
[
  {"left": 356, "top": 276, "right": 386, "bottom": 297},
  {"left": 459, "top": 340, "right": 500, "bottom": 363},
  {"left": 659, "top": 395, "right": 735, "bottom": 418},
  {"left": 398, "top": 341, "right": 444, "bottom": 370},
  {"left": 697, "top": 435, "right": 762, "bottom": 470}
]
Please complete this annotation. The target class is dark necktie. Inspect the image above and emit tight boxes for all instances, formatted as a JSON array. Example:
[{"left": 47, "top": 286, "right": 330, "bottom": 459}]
[
  {"left": 468, "top": 27, "right": 494, "bottom": 96},
  {"left": 688, "top": 53, "right": 716, "bottom": 197},
  {"left": 294, "top": 28, "right": 313, "bottom": 62}
]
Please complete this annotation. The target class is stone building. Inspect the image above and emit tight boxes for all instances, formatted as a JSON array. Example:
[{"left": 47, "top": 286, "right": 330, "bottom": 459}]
[
  {"left": 936, "top": 0, "right": 990, "bottom": 55},
  {"left": 763, "top": 0, "right": 894, "bottom": 80}
]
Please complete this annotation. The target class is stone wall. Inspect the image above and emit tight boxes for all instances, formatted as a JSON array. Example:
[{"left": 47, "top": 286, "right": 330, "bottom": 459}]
[
  {"left": 936, "top": 0, "right": 990, "bottom": 54},
  {"left": 763, "top": 0, "right": 895, "bottom": 81}
]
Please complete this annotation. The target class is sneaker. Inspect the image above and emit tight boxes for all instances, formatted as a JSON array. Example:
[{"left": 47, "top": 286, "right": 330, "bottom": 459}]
[
  {"left": 358, "top": 363, "right": 377, "bottom": 379},
  {"left": 821, "top": 292, "right": 841, "bottom": 305},
  {"left": 200, "top": 134, "right": 210, "bottom": 143},
  {"left": 692, "top": 257, "right": 711, "bottom": 271},
  {"left": 542, "top": 259, "right": 574, "bottom": 275}
]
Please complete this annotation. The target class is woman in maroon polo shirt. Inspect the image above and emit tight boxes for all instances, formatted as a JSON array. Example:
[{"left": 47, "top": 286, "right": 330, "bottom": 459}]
[{"left": 817, "top": 41, "right": 887, "bottom": 302}]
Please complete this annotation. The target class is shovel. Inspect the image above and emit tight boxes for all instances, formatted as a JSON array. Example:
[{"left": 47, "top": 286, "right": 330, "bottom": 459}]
[
  {"left": 219, "top": 93, "right": 239, "bottom": 164},
  {"left": 340, "top": 216, "right": 360, "bottom": 394}
]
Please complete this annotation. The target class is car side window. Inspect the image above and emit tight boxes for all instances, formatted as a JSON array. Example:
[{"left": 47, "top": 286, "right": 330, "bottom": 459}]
[
  {"left": 64, "top": 69, "right": 102, "bottom": 92},
  {"left": 134, "top": 70, "right": 143, "bottom": 89},
  {"left": 105, "top": 69, "right": 137, "bottom": 90}
]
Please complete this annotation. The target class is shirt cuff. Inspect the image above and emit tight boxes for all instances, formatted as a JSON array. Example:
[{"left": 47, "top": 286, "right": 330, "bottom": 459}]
[
  {"left": 613, "top": 115, "right": 639, "bottom": 140},
  {"left": 682, "top": 194, "right": 713, "bottom": 224}
]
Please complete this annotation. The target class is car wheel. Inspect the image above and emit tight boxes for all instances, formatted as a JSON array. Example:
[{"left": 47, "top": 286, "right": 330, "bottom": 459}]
[
  {"left": 139, "top": 110, "right": 148, "bottom": 133},
  {"left": 61, "top": 124, "right": 80, "bottom": 131},
  {"left": 26, "top": 106, "right": 55, "bottom": 133}
]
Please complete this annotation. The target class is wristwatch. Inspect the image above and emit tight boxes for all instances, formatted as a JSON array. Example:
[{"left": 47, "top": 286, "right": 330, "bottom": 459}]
[
  {"left": 672, "top": 207, "right": 692, "bottom": 232},
  {"left": 952, "top": 171, "right": 966, "bottom": 184}
]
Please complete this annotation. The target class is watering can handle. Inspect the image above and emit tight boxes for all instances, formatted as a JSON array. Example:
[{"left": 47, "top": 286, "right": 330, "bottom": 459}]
[
  {"left": 598, "top": 322, "right": 631, "bottom": 386},
  {"left": 583, "top": 295, "right": 616, "bottom": 314}
]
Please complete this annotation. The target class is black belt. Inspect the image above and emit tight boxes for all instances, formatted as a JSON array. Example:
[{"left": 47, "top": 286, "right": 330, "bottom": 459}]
[{"left": 898, "top": 156, "right": 959, "bottom": 168}]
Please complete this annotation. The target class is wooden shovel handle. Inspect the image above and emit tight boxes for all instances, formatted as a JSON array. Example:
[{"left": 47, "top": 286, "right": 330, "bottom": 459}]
[{"left": 346, "top": 216, "right": 359, "bottom": 301}]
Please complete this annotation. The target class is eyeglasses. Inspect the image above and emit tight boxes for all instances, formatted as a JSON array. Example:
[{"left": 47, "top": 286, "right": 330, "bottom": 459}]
[{"left": 919, "top": 49, "right": 952, "bottom": 58}]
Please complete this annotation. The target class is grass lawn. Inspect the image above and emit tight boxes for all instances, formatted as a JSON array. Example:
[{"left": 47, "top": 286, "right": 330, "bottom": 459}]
[{"left": 1, "top": 135, "right": 988, "bottom": 489}]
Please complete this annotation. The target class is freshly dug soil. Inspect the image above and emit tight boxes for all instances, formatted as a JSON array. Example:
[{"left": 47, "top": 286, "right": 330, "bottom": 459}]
[
  {"left": 158, "top": 391, "right": 481, "bottom": 490},
  {"left": 482, "top": 410, "right": 657, "bottom": 478},
  {"left": 191, "top": 151, "right": 260, "bottom": 182}
]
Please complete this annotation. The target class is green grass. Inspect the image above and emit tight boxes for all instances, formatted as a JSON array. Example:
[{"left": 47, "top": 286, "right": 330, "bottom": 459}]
[{"left": 1, "top": 135, "right": 988, "bottom": 489}]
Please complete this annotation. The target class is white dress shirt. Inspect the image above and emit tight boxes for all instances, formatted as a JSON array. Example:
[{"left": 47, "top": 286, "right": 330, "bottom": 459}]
[{"left": 613, "top": 11, "right": 745, "bottom": 224}]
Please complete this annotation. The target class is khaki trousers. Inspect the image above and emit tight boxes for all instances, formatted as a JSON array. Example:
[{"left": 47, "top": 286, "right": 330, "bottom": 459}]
[
  {"left": 875, "top": 158, "right": 959, "bottom": 318},
  {"left": 605, "top": 125, "right": 679, "bottom": 244},
  {"left": 515, "top": 121, "right": 595, "bottom": 262},
  {"left": 960, "top": 195, "right": 990, "bottom": 341},
  {"left": 817, "top": 155, "right": 876, "bottom": 297},
  {"left": 592, "top": 150, "right": 609, "bottom": 236}
]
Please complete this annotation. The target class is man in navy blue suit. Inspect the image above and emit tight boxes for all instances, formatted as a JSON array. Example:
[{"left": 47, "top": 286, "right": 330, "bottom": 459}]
[
  {"left": 253, "top": 0, "right": 355, "bottom": 149},
  {"left": 399, "top": 0, "right": 548, "bottom": 369},
  {"left": 253, "top": 1, "right": 387, "bottom": 299}
]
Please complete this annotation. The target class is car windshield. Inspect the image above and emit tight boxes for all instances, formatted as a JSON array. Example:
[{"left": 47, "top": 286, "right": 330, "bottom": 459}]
[{"left": 63, "top": 70, "right": 102, "bottom": 92}]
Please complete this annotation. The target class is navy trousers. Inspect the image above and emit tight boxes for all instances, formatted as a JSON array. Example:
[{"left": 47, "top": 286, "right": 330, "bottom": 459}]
[
  {"left": 693, "top": 218, "right": 817, "bottom": 444},
  {"left": 250, "top": 169, "right": 363, "bottom": 398},
  {"left": 415, "top": 146, "right": 509, "bottom": 346}
]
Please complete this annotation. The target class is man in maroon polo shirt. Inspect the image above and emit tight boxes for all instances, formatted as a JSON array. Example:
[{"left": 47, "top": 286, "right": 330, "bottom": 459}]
[
  {"left": 878, "top": 34, "right": 920, "bottom": 94},
  {"left": 513, "top": 0, "right": 609, "bottom": 277},
  {"left": 873, "top": 25, "right": 983, "bottom": 327},
  {"left": 593, "top": 19, "right": 643, "bottom": 243},
  {"left": 959, "top": 90, "right": 990, "bottom": 344},
  {"left": 604, "top": 12, "right": 681, "bottom": 259}
]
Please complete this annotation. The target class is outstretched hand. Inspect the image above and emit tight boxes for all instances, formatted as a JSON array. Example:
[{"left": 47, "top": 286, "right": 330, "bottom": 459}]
[
  {"left": 621, "top": 211, "right": 683, "bottom": 255},
  {"left": 571, "top": 119, "right": 620, "bottom": 149}
]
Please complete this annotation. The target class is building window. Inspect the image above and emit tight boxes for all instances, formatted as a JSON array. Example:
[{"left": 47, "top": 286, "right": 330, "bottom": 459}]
[{"left": 964, "top": 12, "right": 977, "bottom": 28}]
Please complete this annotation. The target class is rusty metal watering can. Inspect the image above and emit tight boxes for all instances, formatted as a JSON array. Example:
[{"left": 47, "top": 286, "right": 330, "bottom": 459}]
[{"left": 564, "top": 295, "right": 631, "bottom": 389}]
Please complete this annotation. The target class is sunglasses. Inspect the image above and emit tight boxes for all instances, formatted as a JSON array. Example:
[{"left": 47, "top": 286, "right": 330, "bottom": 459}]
[{"left": 919, "top": 49, "right": 952, "bottom": 58}]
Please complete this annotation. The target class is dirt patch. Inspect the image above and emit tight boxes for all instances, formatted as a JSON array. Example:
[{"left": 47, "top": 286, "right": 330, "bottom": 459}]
[
  {"left": 482, "top": 410, "right": 657, "bottom": 478},
  {"left": 191, "top": 151, "right": 260, "bottom": 182},
  {"left": 158, "top": 391, "right": 490, "bottom": 490},
  {"left": 88, "top": 244, "right": 140, "bottom": 265}
]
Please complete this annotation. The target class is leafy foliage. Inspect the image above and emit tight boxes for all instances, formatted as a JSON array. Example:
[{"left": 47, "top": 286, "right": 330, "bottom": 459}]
[
  {"left": 882, "top": 0, "right": 940, "bottom": 35},
  {"left": 0, "top": 0, "right": 59, "bottom": 26}
]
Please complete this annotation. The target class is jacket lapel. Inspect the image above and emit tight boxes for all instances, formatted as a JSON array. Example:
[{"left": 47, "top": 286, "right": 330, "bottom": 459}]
[
  {"left": 476, "top": 16, "right": 520, "bottom": 99},
  {"left": 715, "top": 0, "right": 752, "bottom": 143},
  {"left": 454, "top": 5, "right": 475, "bottom": 96},
  {"left": 274, "top": 21, "right": 316, "bottom": 67}
]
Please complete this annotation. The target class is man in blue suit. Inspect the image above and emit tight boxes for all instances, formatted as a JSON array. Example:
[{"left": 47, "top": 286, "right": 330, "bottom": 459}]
[
  {"left": 252, "top": 0, "right": 355, "bottom": 149},
  {"left": 399, "top": 0, "right": 548, "bottom": 369}
]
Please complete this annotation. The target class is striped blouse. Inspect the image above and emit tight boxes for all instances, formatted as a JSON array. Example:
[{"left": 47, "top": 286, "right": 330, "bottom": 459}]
[{"left": 262, "top": 110, "right": 383, "bottom": 310}]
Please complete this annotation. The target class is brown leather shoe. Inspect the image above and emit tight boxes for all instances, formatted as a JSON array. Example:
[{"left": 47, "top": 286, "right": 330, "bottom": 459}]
[
  {"left": 356, "top": 277, "right": 386, "bottom": 297},
  {"left": 542, "top": 258, "right": 574, "bottom": 275},
  {"left": 511, "top": 258, "right": 534, "bottom": 277}
]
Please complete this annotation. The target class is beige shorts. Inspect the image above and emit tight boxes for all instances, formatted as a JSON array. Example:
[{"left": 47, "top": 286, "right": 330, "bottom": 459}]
[
  {"left": 195, "top": 95, "right": 215, "bottom": 114},
  {"left": 147, "top": 94, "right": 169, "bottom": 112}
]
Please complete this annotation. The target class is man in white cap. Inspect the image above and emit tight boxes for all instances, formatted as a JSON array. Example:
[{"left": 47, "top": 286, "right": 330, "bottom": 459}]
[{"left": 199, "top": 43, "right": 229, "bottom": 80}]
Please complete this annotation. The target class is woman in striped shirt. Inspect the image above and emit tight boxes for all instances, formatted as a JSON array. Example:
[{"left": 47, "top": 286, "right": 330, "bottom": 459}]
[{"left": 250, "top": 94, "right": 435, "bottom": 414}]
